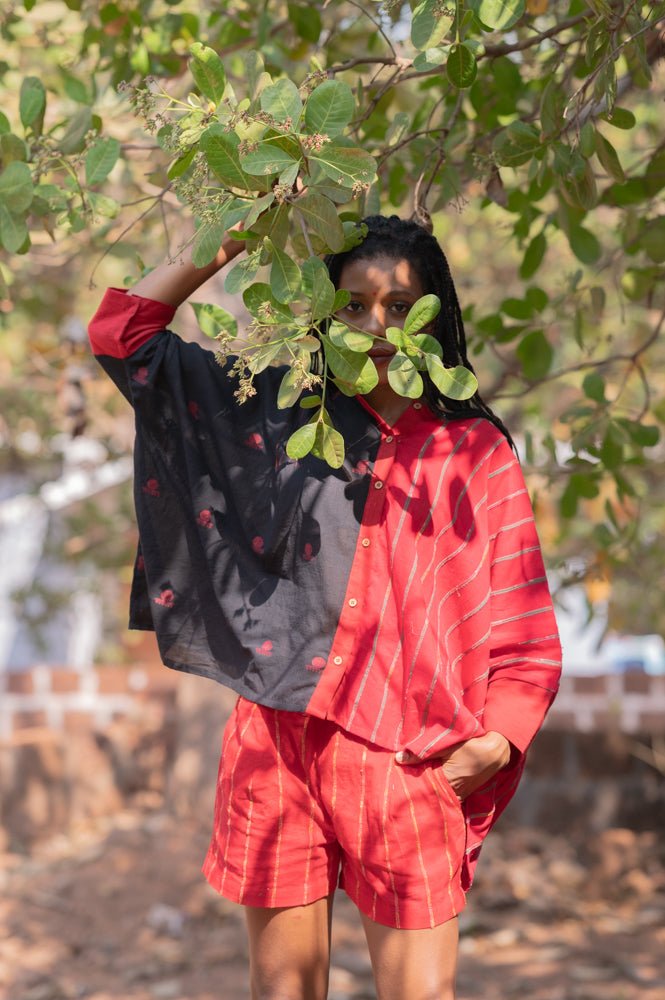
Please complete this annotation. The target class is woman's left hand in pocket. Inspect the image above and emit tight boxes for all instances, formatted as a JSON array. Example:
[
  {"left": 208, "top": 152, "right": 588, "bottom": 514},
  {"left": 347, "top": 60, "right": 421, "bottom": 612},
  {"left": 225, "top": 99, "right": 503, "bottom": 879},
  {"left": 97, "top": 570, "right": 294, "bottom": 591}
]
[{"left": 396, "top": 731, "right": 512, "bottom": 800}]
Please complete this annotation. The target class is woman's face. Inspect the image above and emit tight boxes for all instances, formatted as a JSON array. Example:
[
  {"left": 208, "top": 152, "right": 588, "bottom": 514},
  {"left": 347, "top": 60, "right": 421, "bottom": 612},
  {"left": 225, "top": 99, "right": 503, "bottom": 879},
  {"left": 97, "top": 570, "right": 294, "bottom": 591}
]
[{"left": 336, "top": 255, "right": 427, "bottom": 388}]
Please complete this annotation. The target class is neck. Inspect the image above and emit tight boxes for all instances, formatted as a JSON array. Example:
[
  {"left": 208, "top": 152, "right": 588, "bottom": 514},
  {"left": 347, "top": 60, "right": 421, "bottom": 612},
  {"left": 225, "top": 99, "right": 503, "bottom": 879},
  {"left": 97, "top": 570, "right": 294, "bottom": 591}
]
[{"left": 364, "top": 386, "right": 413, "bottom": 427}]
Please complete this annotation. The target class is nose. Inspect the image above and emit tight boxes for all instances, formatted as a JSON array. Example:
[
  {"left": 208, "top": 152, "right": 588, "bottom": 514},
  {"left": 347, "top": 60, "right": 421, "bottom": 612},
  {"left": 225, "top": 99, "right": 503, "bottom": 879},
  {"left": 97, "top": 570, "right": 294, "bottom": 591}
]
[{"left": 362, "top": 305, "right": 387, "bottom": 337}]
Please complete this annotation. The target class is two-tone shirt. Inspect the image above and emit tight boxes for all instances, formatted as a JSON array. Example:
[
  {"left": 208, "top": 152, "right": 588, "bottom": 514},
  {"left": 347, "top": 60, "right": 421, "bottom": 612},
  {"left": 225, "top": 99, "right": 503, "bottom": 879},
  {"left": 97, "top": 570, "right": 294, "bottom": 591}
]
[{"left": 89, "top": 287, "right": 562, "bottom": 886}]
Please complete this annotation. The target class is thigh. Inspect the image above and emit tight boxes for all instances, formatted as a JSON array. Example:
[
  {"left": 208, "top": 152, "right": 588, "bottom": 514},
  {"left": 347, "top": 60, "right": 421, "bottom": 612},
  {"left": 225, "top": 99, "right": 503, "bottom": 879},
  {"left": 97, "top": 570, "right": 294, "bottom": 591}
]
[
  {"left": 245, "top": 896, "right": 334, "bottom": 1000},
  {"left": 326, "top": 735, "right": 467, "bottom": 929},
  {"left": 203, "top": 700, "right": 340, "bottom": 909},
  {"left": 361, "top": 910, "right": 459, "bottom": 1000}
]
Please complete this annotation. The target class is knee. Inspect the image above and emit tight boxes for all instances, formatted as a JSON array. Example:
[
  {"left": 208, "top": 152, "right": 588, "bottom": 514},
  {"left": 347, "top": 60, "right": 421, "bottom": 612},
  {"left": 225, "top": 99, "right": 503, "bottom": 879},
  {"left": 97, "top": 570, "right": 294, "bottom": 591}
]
[{"left": 250, "top": 967, "right": 329, "bottom": 1000}]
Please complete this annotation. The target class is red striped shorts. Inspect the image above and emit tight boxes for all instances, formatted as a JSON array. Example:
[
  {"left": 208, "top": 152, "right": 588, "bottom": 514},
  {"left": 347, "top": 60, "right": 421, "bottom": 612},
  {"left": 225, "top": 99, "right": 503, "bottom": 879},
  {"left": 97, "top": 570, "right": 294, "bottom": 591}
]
[{"left": 202, "top": 697, "right": 467, "bottom": 929}]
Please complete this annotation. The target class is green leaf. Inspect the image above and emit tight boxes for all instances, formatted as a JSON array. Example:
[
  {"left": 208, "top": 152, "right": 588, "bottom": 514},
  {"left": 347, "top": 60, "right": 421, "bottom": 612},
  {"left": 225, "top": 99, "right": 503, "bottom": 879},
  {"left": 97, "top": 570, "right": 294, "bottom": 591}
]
[
  {"left": 308, "top": 142, "right": 377, "bottom": 189},
  {"left": 243, "top": 282, "right": 293, "bottom": 322},
  {"left": 0, "top": 161, "right": 33, "bottom": 212},
  {"left": 516, "top": 329, "right": 553, "bottom": 380},
  {"left": 19, "top": 76, "right": 46, "bottom": 131},
  {"left": 385, "top": 327, "right": 405, "bottom": 349},
  {"left": 0, "top": 202, "right": 28, "bottom": 252},
  {"left": 167, "top": 146, "right": 197, "bottom": 180},
  {"left": 641, "top": 218, "right": 665, "bottom": 263},
  {"left": 277, "top": 367, "right": 303, "bottom": 409},
  {"left": 241, "top": 140, "right": 299, "bottom": 177},
  {"left": 267, "top": 239, "right": 302, "bottom": 302},
  {"left": 494, "top": 122, "right": 541, "bottom": 168},
  {"left": 247, "top": 340, "right": 284, "bottom": 374},
  {"left": 404, "top": 294, "right": 440, "bottom": 336},
  {"left": 601, "top": 424, "right": 624, "bottom": 470},
  {"left": 520, "top": 232, "right": 547, "bottom": 279},
  {"left": 426, "top": 356, "right": 478, "bottom": 400},
  {"left": 189, "top": 42, "right": 226, "bottom": 104},
  {"left": 411, "top": 0, "right": 453, "bottom": 49},
  {"left": 301, "top": 257, "right": 336, "bottom": 319},
  {"left": 601, "top": 107, "right": 636, "bottom": 130},
  {"left": 300, "top": 394, "right": 322, "bottom": 409},
  {"left": 332, "top": 288, "right": 351, "bottom": 312},
  {"left": 385, "top": 112, "right": 411, "bottom": 147},
  {"left": 260, "top": 78, "right": 303, "bottom": 124},
  {"left": 0, "top": 133, "right": 29, "bottom": 165},
  {"left": 314, "top": 421, "right": 345, "bottom": 468},
  {"left": 287, "top": 3, "right": 322, "bottom": 43},
  {"left": 58, "top": 107, "right": 93, "bottom": 154},
  {"left": 296, "top": 192, "right": 344, "bottom": 252},
  {"left": 278, "top": 160, "right": 300, "bottom": 189},
  {"left": 582, "top": 372, "right": 606, "bottom": 403},
  {"left": 304, "top": 80, "right": 355, "bottom": 136},
  {"left": 85, "top": 137, "right": 120, "bottom": 186},
  {"left": 192, "top": 221, "right": 226, "bottom": 268},
  {"left": 388, "top": 353, "right": 423, "bottom": 398},
  {"left": 242, "top": 191, "right": 275, "bottom": 230},
  {"left": 446, "top": 43, "right": 477, "bottom": 89},
  {"left": 468, "top": 0, "right": 525, "bottom": 30},
  {"left": 224, "top": 250, "right": 263, "bottom": 294},
  {"left": 594, "top": 132, "right": 625, "bottom": 182},
  {"left": 191, "top": 302, "right": 238, "bottom": 339},
  {"left": 201, "top": 126, "right": 256, "bottom": 190},
  {"left": 412, "top": 48, "right": 447, "bottom": 71},
  {"left": 286, "top": 420, "right": 317, "bottom": 459},
  {"left": 0, "top": 112, "right": 10, "bottom": 135},
  {"left": 569, "top": 226, "right": 602, "bottom": 264},
  {"left": 328, "top": 320, "right": 373, "bottom": 353},
  {"left": 321, "top": 333, "right": 379, "bottom": 393},
  {"left": 411, "top": 333, "right": 442, "bottom": 358}
]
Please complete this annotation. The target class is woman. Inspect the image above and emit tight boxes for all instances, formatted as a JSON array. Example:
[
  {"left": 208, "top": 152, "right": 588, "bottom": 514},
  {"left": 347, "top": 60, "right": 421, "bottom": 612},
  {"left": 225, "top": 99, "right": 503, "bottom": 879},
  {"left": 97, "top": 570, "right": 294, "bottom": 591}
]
[{"left": 89, "top": 215, "right": 561, "bottom": 1000}]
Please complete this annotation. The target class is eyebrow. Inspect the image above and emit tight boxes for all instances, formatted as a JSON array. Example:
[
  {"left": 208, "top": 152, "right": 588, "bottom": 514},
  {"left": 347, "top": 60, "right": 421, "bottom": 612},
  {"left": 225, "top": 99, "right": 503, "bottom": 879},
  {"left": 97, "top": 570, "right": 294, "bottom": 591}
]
[{"left": 343, "top": 288, "right": 418, "bottom": 296}]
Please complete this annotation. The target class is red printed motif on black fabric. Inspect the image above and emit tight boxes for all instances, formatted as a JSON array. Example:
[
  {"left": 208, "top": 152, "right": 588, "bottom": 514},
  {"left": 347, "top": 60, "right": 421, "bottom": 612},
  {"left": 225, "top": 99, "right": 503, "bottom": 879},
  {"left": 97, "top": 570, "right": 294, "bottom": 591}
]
[
  {"left": 244, "top": 432, "right": 265, "bottom": 451},
  {"left": 132, "top": 366, "right": 149, "bottom": 385},
  {"left": 142, "top": 478, "right": 160, "bottom": 497},
  {"left": 251, "top": 536, "right": 264, "bottom": 554},
  {"left": 187, "top": 400, "right": 201, "bottom": 420},
  {"left": 153, "top": 588, "right": 175, "bottom": 608},
  {"left": 305, "top": 656, "right": 326, "bottom": 672},
  {"left": 255, "top": 640, "right": 273, "bottom": 656},
  {"left": 196, "top": 509, "right": 214, "bottom": 529}
]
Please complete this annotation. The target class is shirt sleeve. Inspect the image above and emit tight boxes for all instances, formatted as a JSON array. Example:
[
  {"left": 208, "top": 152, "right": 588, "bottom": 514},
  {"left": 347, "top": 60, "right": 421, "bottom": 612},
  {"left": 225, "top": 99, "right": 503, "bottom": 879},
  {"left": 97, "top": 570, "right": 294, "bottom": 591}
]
[
  {"left": 481, "top": 437, "right": 562, "bottom": 753},
  {"left": 88, "top": 287, "right": 176, "bottom": 359}
]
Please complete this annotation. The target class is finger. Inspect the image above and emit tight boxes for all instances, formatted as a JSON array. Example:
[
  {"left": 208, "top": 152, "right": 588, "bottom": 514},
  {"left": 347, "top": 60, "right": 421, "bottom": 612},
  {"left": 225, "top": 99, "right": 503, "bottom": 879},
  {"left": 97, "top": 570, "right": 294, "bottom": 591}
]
[{"left": 395, "top": 750, "right": 419, "bottom": 765}]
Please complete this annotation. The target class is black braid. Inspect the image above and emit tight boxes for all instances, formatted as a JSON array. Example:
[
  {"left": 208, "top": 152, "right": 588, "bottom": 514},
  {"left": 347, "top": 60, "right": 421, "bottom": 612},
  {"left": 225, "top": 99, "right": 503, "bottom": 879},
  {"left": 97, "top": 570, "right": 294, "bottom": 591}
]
[{"left": 323, "top": 215, "right": 514, "bottom": 448}]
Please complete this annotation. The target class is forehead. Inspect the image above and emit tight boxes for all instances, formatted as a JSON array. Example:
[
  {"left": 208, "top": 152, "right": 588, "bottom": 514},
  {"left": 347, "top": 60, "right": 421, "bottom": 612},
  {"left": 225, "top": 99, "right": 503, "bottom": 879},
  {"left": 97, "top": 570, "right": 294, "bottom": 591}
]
[{"left": 339, "top": 254, "right": 424, "bottom": 294}]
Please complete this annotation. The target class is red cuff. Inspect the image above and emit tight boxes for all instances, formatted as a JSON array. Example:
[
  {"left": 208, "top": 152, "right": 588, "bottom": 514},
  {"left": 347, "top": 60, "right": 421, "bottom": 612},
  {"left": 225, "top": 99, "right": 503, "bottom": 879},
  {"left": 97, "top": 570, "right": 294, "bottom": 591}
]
[
  {"left": 88, "top": 287, "right": 176, "bottom": 359},
  {"left": 482, "top": 678, "right": 558, "bottom": 753}
]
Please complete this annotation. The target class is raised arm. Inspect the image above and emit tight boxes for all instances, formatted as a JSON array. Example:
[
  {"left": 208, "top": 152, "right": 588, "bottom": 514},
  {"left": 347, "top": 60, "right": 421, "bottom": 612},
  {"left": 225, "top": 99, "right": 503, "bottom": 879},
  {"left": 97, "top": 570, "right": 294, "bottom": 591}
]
[{"left": 128, "top": 230, "right": 246, "bottom": 308}]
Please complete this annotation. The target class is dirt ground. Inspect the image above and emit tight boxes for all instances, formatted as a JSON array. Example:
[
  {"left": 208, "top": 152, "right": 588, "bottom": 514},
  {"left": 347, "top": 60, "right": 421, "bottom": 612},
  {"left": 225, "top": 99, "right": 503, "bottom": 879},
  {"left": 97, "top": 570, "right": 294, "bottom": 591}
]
[{"left": 1, "top": 806, "right": 664, "bottom": 1000}]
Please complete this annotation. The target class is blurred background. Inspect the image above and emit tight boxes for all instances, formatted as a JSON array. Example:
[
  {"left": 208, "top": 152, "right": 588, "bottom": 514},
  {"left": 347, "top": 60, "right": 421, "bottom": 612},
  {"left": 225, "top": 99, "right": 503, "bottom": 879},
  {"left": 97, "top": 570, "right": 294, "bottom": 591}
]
[{"left": 1, "top": 2, "right": 664, "bottom": 998}]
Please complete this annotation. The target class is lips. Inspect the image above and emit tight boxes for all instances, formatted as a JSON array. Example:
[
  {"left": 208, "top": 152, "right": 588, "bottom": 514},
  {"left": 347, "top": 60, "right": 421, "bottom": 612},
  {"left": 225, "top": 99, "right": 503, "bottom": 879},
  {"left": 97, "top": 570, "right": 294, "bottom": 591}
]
[{"left": 368, "top": 346, "right": 395, "bottom": 359}]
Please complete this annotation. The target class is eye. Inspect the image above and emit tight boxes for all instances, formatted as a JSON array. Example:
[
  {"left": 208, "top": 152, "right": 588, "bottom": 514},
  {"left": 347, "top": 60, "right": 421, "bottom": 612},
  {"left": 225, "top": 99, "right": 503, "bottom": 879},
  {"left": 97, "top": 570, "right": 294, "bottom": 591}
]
[
  {"left": 343, "top": 300, "right": 364, "bottom": 314},
  {"left": 390, "top": 301, "right": 411, "bottom": 315}
]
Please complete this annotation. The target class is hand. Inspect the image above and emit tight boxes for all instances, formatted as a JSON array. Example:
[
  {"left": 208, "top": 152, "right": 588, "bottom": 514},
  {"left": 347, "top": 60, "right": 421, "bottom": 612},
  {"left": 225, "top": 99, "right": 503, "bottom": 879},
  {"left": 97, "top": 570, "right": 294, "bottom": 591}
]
[{"left": 396, "top": 731, "right": 512, "bottom": 801}]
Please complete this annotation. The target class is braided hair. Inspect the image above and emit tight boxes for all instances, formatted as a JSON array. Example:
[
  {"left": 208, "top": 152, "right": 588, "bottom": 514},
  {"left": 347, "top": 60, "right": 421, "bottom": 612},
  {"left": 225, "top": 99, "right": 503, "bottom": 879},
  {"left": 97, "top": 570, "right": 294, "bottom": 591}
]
[{"left": 324, "top": 215, "right": 513, "bottom": 446}]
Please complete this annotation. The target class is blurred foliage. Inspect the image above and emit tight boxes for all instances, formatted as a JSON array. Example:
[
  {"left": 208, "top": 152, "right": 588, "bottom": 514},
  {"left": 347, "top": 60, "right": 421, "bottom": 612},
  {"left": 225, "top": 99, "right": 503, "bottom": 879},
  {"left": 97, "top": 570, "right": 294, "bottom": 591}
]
[{"left": 0, "top": 0, "right": 664, "bottom": 628}]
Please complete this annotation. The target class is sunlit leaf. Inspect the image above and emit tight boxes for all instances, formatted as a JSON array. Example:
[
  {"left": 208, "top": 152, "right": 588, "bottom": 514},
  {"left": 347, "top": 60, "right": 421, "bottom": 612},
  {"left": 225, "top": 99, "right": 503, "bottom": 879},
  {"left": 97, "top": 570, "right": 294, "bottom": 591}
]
[
  {"left": 85, "top": 137, "right": 121, "bottom": 185},
  {"left": 468, "top": 0, "right": 525, "bottom": 31},
  {"left": 446, "top": 44, "right": 477, "bottom": 89},
  {"left": 189, "top": 43, "right": 226, "bottom": 104},
  {"left": 321, "top": 333, "right": 379, "bottom": 393},
  {"left": 267, "top": 239, "right": 302, "bottom": 302},
  {"left": 426, "top": 356, "right": 478, "bottom": 399},
  {"left": 308, "top": 142, "right": 377, "bottom": 189},
  {"left": 304, "top": 79, "right": 355, "bottom": 136},
  {"left": 0, "top": 161, "right": 33, "bottom": 212},
  {"left": 313, "top": 421, "right": 345, "bottom": 468},
  {"left": 286, "top": 420, "right": 317, "bottom": 459},
  {"left": 404, "top": 294, "right": 441, "bottom": 336},
  {"left": 388, "top": 354, "right": 423, "bottom": 398},
  {"left": 260, "top": 78, "right": 303, "bottom": 123},
  {"left": 241, "top": 140, "right": 299, "bottom": 176},
  {"left": 296, "top": 192, "right": 344, "bottom": 252},
  {"left": 277, "top": 366, "right": 303, "bottom": 408},
  {"left": 19, "top": 76, "right": 46, "bottom": 130},
  {"left": 328, "top": 321, "right": 373, "bottom": 353}
]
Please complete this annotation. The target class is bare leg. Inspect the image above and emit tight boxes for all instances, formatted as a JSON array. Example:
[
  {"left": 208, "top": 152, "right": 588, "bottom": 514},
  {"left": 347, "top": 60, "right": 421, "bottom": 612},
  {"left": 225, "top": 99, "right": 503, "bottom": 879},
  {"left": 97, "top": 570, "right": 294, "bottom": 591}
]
[
  {"left": 245, "top": 895, "right": 334, "bottom": 1000},
  {"left": 360, "top": 911, "right": 459, "bottom": 1000}
]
